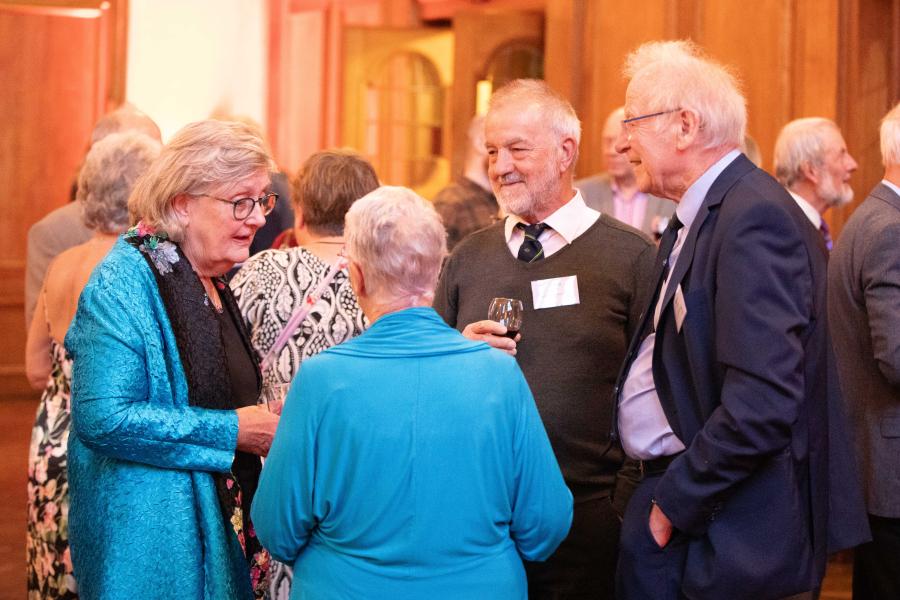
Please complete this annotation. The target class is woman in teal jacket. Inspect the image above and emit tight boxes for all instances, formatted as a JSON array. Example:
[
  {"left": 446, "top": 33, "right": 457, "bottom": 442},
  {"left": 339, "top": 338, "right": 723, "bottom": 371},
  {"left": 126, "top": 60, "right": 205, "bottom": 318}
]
[
  {"left": 65, "top": 120, "right": 280, "bottom": 599},
  {"left": 252, "top": 186, "right": 573, "bottom": 599}
]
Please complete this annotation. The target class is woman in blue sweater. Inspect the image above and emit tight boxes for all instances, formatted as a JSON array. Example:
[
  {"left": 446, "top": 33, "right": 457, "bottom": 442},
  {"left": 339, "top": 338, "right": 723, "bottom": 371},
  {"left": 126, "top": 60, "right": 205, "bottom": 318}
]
[{"left": 252, "top": 186, "right": 572, "bottom": 599}]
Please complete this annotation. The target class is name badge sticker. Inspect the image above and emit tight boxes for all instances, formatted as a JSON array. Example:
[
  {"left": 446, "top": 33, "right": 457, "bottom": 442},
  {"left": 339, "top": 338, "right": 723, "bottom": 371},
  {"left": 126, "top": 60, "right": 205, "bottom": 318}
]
[
  {"left": 673, "top": 284, "right": 688, "bottom": 333},
  {"left": 531, "top": 275, "right": 580, "bottom": 310}
]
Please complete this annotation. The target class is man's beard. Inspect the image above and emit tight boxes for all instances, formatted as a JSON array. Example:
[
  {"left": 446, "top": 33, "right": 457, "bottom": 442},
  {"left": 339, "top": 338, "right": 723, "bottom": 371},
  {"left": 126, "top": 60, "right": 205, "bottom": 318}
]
[
  {"left": 494, "top": 167, "right": 559, "bottom": 219},
  {"left": 818, "top": 174, "right": 854, "bottom": 208}
]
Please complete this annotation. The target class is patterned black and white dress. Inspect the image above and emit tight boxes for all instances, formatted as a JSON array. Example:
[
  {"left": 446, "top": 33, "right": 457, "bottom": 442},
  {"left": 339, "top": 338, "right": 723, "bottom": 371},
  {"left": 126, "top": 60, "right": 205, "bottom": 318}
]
[{"left": 230, "top": 247, "right": 367, "bottom": 600}]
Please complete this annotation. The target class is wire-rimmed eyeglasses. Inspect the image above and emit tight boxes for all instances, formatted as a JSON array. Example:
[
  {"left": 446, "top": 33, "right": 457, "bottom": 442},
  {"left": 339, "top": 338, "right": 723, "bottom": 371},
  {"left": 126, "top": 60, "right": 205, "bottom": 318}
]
[
  {"left": 204, "top": 192, "right": 278, "bottom": 220},
  {"left": 622, "top": 108, "right": 681, "bottom": 129}
]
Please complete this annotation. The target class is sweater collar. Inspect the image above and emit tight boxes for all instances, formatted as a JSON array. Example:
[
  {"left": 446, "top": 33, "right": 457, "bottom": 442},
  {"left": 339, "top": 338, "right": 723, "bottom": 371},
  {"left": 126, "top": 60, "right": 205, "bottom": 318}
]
[{"left": 327, "top": 306, "right": 488, "bottom": 358}]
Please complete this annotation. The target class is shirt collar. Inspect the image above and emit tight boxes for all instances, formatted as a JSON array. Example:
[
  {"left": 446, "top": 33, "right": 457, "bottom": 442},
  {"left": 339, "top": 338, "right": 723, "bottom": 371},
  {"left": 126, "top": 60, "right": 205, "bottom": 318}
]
[
  {"left": 789, "top": 191, "right": 823, "bottom": 227},
  {"left": 504, "top": 189, "right": 593, "bottom": 245},
  {"left": 882, "top": 179, "right": 900, "bottom": 198},
  {"left": 675, "top": 149, "right": 741, "bottom": 230}
]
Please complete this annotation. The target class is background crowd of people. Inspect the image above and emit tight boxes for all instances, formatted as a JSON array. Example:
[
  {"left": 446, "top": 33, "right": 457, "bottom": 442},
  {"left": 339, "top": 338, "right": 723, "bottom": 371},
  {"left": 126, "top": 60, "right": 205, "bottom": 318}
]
[{"left": 22, "top": 38, "right": 900, "bottom": 600}]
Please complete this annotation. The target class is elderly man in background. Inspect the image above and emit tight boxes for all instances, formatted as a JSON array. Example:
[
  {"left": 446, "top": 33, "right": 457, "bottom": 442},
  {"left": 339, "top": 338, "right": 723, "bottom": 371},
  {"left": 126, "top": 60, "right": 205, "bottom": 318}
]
[
  {"left": 432, "top": 114, "right": 498, "bottom": 250},
  {"left": 576, "top": 106, "right": 674, "bottom": 238},
  {"left": 24, "top": 103, "right": 161, "bottom": 325},
  {"left": 774, "top": 117, "right": 858, "bottom": 250},
  {"left": 828, "top": 102, "right": 900, "bottom": 600},
  {"left": 612, "top": 40, "right": 868, "bottom": 599},
  {"left": 434, "top": 79, "right": 655, "bottom": 598}
]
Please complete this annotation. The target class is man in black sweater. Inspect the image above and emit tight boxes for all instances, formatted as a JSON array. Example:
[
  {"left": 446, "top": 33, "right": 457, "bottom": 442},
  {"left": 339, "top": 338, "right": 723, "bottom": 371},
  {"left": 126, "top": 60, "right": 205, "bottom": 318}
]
[{"left": 434, "top": 79, "right": 655, "bottom": 599}]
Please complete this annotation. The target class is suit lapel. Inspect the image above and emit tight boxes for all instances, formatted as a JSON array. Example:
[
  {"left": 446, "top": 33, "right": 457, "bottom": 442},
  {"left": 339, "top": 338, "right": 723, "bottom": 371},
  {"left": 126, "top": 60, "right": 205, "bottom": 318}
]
[{"left": 659, "top": 154, "right": 757, "bottom": 314}]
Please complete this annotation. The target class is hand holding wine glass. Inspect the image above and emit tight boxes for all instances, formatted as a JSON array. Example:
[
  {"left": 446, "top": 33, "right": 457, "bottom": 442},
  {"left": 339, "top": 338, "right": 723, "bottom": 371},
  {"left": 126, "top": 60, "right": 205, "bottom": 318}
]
[{"left": 488, "top": 298, "right": 523, "bottom": 341}]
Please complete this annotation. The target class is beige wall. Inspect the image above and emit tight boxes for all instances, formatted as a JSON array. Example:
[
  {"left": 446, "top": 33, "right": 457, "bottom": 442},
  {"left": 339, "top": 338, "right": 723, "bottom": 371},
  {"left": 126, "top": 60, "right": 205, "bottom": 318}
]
[{"left": 127, "top": 0, "right": 268, "bottom": 141}]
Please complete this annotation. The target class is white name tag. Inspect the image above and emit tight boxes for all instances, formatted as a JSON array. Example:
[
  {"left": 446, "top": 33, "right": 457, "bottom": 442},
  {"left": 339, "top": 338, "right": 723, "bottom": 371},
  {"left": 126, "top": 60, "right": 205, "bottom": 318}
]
[
  {"left": 531, "top": 275, "right": 580, "bottom": 310},
  {"left": 673, "top": 284, "right": 687, "bottom": 332}
]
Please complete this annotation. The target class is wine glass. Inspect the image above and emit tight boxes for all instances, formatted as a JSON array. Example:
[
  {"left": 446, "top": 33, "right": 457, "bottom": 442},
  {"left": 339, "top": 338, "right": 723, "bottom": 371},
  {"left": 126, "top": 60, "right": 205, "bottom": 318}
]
[
  {"left": 260, "top": 382, "right": 291, "bottom": 415},
  {"left": 488, "top": 298, "right": 524, "bottom": 340}
]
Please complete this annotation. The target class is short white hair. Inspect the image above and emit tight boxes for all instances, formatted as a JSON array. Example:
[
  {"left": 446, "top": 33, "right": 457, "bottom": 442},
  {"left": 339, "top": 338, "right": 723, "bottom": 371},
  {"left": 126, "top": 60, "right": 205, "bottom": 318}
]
[
  {"left": 345, "top": 186, "right": 447, "bottom": 305},
  {"left": 881, "top": 102, "right": 900, "bottom": 167},
  {"left": 78, "top": 132, "right": 161, "bottom": 233},
  {"left": 488, "top": 79, "right": 581, "bottom": 149},
  {"left": 774, "top": 117, "right": 841, "bottom": 187},
  {"left": 623, "top": 40, "right": 746, "bottom": 149}
]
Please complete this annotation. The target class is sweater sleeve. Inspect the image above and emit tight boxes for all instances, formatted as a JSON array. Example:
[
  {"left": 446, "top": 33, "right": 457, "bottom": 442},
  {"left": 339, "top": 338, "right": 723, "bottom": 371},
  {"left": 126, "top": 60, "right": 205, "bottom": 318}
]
[{"left": 433, "top": 251, "right": 460, "bottom": 328}]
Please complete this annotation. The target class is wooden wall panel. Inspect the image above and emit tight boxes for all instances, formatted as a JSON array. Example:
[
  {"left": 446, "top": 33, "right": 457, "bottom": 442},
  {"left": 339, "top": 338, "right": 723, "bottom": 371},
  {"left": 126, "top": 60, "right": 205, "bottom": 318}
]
[
  {"left": 832, "top": 0, "right": 900, "bottom": 238},
  {"left": 268, "top": 0, "right": 381, "bottom": 173},
  {"left": 572, "top": 0, "right": 673, "bottom": 178},
  {"left": 0, "top": 0, "right": 125, "bottom": 399},
  {"left": 450, "top": 9, "right": 543, "bottom": 177},
  {"left": 692, "top": 0, "right": 795, "bottom": 171}
]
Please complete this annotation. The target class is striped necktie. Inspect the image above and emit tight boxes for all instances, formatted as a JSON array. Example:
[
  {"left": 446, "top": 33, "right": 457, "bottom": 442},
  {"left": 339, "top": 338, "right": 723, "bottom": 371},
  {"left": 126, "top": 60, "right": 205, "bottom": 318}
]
[{"left": 516, "top": 222, "right": 550, "bottom": 263}]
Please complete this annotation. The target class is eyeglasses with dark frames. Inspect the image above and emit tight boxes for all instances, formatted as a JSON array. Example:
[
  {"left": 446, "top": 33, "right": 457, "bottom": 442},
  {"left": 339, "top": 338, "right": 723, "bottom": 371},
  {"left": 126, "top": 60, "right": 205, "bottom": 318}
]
[
  {"left": 622, "top": 108, "right": 682, "bottom": 129},
  {"left": 204, "top": 192, "right": 278, "bottom": 220}
]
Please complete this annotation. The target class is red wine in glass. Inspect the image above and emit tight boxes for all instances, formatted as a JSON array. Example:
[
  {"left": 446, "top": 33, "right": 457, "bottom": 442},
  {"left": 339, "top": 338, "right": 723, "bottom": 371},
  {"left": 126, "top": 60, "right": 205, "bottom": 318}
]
[{"left": 488, "top": 298, "right": 523, "bottom": 340}]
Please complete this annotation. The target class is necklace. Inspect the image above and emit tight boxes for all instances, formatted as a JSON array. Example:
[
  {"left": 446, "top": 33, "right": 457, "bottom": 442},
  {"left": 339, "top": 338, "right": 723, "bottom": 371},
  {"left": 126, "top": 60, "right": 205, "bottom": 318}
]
[{"left": 200, "top": 276, "right": 223, "bottom": 312}]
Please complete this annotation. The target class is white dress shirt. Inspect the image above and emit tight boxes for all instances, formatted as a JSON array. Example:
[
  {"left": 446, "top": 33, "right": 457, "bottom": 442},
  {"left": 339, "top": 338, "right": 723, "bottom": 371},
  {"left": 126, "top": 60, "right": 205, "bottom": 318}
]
[
  {"left": 789, "top": 191, "right": 822, "bottom": 228},
  {"left": 882, "top": 179, "right": 900, "bottom": 198},
  {"left": 618, "top": 150, "right": 741, "bottom": 460},
  {"left": 504, "top": 190, "right": 600, "bottom": 258}
]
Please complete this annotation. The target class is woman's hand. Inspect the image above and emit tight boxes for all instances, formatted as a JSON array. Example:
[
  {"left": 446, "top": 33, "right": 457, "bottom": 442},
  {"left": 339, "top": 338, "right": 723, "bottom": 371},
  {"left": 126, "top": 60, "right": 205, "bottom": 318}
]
[{"left": 236, "top": 405, "right": 279, "bottom": 457}]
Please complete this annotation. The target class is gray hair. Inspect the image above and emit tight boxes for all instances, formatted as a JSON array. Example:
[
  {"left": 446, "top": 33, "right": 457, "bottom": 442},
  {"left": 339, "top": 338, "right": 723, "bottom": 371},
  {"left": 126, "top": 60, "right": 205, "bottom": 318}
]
[
  {"left": 77, "top": 132, "right": 161, "bottom": 234},
  {"left": 489, "top": 79, "right": 581, "bottom": 151},
  {"left": 773, "top": 117, "right": 841, "bottom": 188},
  {"left": 344, "top": 186, "right": 447, "bottom": 305},
  {"left": 90, "top": 103, "right": 161, "bottom": 145},
  {"left": 881, "top": 102, "right": 900, "bottom": 167},
  {"left": 623, "top": 40, "right": 746, "bottom": 150},
  {"left": 128, "top": 120, "right": 275, "bottom": 241}
]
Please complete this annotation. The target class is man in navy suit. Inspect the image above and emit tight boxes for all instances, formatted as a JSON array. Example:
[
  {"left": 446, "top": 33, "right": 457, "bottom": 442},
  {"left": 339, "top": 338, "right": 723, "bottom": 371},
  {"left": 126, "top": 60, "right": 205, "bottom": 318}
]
[{"left": 612, "top": 40, "right": 869, "bottom": 599}]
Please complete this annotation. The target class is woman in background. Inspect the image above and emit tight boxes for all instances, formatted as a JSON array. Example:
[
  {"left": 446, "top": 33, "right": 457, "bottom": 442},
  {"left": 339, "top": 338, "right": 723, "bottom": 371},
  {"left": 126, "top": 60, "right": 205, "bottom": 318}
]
[
  {"left": 252, "top": 187, "right": 573, "bottom": 600},
  {"left": 65, "top": 120, "right": 279, "bottom": 599},
  {"left": 230, "top": 149, "right": 378, "bottom": 599},
  {"left": 231, "top": 149, "right": 378, "bottom": 387},
  {"left": 25, "top": 131, "right": 161, "bottom": 599}
]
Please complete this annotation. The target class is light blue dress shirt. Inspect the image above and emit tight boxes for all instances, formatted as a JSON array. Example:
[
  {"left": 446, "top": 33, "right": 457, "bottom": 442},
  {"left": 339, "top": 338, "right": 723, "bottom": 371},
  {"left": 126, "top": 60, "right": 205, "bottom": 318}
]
[
  {"left": 252, "top": 307, "right": 573, "bottom": 600},
  {"left": 618, "top": 150, "right": 741, "bottom": 460}
]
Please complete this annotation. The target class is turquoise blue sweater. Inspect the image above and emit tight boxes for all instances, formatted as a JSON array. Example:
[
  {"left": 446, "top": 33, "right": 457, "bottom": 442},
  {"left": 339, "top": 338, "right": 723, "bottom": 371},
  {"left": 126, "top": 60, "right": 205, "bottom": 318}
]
[
  {"left": 66, "top": 238, "right": 252, "bottom": 599},
  {"left": 252, "top": 307, "right": 573, "bottom": 599}
]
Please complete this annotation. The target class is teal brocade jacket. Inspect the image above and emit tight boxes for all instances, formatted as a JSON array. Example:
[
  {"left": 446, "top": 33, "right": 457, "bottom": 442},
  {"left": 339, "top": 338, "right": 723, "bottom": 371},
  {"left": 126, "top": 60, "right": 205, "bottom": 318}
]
[{"left": 65, "top": 238, "right": 252, "bottom": 599}]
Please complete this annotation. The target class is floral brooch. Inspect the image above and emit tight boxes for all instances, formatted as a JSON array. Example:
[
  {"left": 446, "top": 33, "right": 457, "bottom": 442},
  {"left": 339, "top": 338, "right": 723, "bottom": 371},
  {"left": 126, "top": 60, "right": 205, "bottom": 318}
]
[{"left": 125, "top": 221, "right": 180, "bottom": 275}]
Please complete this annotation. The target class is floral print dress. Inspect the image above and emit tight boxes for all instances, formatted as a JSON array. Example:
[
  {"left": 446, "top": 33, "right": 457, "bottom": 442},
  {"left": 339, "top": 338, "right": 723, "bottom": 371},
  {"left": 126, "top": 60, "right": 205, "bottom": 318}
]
[{"left": 26, "top": 340, "right": 78, "bottom": 599}]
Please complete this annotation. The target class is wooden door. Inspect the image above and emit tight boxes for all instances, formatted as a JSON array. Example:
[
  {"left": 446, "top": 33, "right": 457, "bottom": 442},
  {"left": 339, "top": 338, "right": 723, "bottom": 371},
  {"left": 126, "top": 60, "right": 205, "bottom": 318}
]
[
  {"left": 342, "top": 26, "right": 454, "bottom": 199},
  {"left": 0, "top": 0, "right": 126, "bottom": 399}
]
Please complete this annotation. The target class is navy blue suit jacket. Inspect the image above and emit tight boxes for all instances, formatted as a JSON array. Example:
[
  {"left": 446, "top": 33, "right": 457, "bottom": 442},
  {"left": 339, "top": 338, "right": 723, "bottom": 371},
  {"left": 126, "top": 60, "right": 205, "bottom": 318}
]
[{"left": 642, "top": 154, "right": 868, "bottom": 598}]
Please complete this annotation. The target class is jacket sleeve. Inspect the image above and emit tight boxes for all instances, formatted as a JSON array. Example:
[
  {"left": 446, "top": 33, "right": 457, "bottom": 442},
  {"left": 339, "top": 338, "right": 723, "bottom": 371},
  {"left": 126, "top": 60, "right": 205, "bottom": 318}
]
[
  {"left": 654, "top": 199, "right": 811, "bottom": 535},
  {"left": 862, "top": 221, "right": 900, "bottom": 386},
  {"left": 251, "top": 371, "right": 317, "bottom": 563},
  {"left": 508, "top": 362, "right": 573, "bottom": 561},
  {"left": 67, "top": 265, "right": 238, "bottom": 473}
]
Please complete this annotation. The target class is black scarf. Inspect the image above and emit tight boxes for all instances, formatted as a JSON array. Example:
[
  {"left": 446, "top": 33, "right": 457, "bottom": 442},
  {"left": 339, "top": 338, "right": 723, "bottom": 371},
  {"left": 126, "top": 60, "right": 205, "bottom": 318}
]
[{"left": 124, "top": 225, "right": 265, "bottom": 571}]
